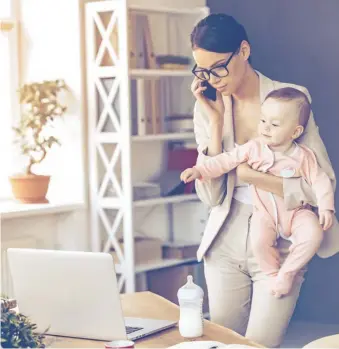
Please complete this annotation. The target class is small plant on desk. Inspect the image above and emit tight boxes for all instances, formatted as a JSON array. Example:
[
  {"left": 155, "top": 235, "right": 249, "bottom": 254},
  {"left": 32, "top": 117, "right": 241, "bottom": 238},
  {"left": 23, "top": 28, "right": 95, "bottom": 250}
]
[{"left": 1, "top": 297, "right": 47, "bottom": 348}]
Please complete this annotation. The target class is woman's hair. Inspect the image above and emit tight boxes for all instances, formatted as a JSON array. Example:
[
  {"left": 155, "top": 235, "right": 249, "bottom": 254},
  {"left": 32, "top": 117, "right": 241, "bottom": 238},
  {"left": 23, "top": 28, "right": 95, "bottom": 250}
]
[
  {"left": 190, "top": 13, "right": 250, "bottom": 55},
  {"left": 264, "top": 87, "right": 311, "bottom": 128}
]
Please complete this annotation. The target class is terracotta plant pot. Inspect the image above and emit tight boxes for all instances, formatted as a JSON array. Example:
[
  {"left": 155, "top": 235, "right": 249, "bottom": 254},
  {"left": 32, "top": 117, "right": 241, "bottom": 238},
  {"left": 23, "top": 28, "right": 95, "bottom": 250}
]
[{"left": 9, "top": 174, "right": 51, "bottom": 203}]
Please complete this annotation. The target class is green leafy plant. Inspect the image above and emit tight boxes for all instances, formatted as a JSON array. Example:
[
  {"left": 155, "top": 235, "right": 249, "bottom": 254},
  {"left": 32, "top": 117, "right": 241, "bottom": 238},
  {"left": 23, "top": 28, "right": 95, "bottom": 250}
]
[
  {"left": 13, "top": 79, "right": 67, "bottom": 175},
  {"left": 1, "top": 298, "right": 47, "bottom": 348}
]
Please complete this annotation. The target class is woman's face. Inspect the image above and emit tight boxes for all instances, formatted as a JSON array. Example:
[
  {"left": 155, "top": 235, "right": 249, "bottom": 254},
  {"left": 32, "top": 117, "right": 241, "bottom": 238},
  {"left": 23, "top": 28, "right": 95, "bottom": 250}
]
[{"left": 192, "top": 45, "right": 249, "bottom": 96}]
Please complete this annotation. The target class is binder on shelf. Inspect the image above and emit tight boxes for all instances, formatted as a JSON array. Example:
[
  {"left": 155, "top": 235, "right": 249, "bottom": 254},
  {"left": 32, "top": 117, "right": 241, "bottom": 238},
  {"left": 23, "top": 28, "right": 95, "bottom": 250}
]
[
  {"left": 128, "top": 12, "right": 137, "bottom": 68},
  {"left": 136, "top": 79, "right": 147, "bottom": 136},
  {"left": 142, "top": 15, "right": 161, "bottom": 134},
  {"left": 150, "top": 80, "right": 162, "bottom": 134},
  {"left": 144, "top": 80, "right": 154, "bottom": 134},
  {"left": 142, "top": 15, "right": 157, "bottom": 69},
  {"left": 135, "top": 14, "right": 147, "bottom": 68}
]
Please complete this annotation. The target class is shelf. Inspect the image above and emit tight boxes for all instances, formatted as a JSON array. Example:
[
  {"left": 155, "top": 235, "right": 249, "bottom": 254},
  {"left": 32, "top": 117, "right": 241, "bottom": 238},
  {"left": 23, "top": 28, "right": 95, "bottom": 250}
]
[
  {"left": 87, "top": 1, "right": 208, "bottom": 17},
  {"left": 131, "top": 69, "right": 192, "bottom": 78},
  {"left": 96, "top": 67, "right": 192, "bottom": 78},
  {"left": 115, "top": 257, "right": 199, "bottom": 274},
  {"left": 132, "top": 132, "right": 195, "bottom": 142},
  {"left": 134, "top": 194, "right": 198, "bottom": 207},
  {"left": 129, "top": 5, "right": 208, "bottom": 16},
  {"left": 0, "top": 201, "right": 85, "bottom": 220},
  {"left": 96, "top": 132, "right": 195, "bottom": 143},
  {"left": 100, "top": 194, "right": 199, "bottom": 209}
]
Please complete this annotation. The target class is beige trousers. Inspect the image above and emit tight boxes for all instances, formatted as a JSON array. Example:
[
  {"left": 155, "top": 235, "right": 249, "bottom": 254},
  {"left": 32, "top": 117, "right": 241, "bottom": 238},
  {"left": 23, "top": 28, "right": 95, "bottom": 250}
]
[{"left": 204, "top": 199, "right": 306, "bottom": 348}]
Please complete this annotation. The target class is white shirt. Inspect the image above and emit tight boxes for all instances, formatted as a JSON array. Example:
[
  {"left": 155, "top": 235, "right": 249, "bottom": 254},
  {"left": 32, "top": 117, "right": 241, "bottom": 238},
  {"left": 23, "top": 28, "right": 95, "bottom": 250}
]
[{"left": 232, "top": 143, "right": 253, "bottom": 205}]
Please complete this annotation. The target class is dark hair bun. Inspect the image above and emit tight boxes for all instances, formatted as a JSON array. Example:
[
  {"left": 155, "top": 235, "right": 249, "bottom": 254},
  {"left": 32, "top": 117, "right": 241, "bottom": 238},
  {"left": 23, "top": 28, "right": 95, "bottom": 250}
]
[{"left": 191, "top": 13, "right": 250, "bottom": 54}]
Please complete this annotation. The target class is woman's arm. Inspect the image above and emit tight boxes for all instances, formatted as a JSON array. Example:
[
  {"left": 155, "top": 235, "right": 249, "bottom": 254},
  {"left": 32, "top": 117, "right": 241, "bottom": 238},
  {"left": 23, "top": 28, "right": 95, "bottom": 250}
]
[
  {"left": 237, "top": 163, "right": 284, "bottom": 197},
  {"left": 194, "top": 102, "right": 227, "bottom": 207}
]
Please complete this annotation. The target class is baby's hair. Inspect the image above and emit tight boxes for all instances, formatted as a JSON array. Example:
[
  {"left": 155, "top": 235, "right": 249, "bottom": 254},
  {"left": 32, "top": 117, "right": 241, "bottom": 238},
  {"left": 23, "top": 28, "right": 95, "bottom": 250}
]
[{"left": 264, "top": 87, "right": 311, "bottom": 128}]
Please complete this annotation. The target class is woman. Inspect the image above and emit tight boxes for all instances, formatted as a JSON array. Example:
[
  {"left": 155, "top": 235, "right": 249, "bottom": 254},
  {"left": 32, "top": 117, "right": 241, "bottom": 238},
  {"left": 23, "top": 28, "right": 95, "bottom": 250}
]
[{"left": 190, "top": 14, "right": 339, "bottom": 347}]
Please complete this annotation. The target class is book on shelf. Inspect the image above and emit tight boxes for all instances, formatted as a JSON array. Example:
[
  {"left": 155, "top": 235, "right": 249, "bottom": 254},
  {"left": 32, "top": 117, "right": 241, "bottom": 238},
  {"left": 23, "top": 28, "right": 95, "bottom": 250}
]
[
  {"left": 142, "top": 15, "right": 161, "bottom": 135},
  {"left": 103, "top": 11, "right": 193, "bottom": 136},
  {"left": 130, "top": 14, "right": 162, "bottom": 136},
  {"left": 136, "top": 79, "right": 147, "bottom": 136},
  {"left": 128, "top": 12, "right": 137, "bottom": 68},
  {"left": 135, "top": 79, "right": 162, "bottom": 136},
  {"left": 141, "top": 15, "right": 157, "bottom": 70}
]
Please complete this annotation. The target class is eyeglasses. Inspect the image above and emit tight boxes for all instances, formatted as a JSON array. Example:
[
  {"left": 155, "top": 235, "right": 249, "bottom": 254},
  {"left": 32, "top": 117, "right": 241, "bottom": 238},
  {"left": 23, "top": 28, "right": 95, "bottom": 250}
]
[{"left": 192, "top": 50, "right": 237, "bottom": 81}]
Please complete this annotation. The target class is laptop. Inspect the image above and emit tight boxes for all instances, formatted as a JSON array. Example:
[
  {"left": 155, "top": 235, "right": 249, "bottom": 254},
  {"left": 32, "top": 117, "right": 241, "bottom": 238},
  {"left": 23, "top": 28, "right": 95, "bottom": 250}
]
[{"left": 7, "top": 248, "right": 177, "bottom": 341}]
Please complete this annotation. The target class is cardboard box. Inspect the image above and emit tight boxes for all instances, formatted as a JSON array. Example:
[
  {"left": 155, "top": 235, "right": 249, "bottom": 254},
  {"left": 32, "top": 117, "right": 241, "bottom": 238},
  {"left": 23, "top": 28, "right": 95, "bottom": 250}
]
[
  {"left": 110, "top": 237, "right": 162, "bottom": 265},
  {"left": 162, "top": 241, "right": 199, "bottom": 259},
  {"left": 147, "top": 264, "right": 195, "bottom": 305},
  {"left": 133, "top": 182, "right": 161, "bottom": 201},
  {"left": 106, "top": 182, "right": 161, "bottom": 200}
]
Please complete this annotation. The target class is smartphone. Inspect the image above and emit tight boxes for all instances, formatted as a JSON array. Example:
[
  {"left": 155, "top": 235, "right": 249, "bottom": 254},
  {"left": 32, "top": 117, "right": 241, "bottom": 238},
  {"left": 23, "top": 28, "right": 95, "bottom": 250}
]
[{"left": 201, "top": 81, "right": 217, "bottom": 101}]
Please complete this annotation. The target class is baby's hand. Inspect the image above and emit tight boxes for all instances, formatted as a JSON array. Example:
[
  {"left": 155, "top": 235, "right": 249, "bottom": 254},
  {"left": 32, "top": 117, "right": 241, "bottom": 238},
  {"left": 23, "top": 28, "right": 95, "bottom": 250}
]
[
  {"left": 180, "top": 168, "right": 201, "bottom": 183},
  {"left": 319, "top": 210, "right": 334, "bottom": 231}
]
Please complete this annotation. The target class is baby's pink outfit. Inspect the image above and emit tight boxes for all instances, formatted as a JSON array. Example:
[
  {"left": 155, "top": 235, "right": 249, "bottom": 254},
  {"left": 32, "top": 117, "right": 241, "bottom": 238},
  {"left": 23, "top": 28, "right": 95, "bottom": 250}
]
[{"left": 195, "top": 138, "right": 334, "bottom": 296}]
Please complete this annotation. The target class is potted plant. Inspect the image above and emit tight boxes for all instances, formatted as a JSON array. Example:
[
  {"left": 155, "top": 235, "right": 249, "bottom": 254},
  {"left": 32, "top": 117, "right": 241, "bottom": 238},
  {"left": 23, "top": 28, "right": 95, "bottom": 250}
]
[
  {"left": 1, "top": 297, "right": 47, "bottom": 348},
  {"left": 9, "top": 79, "right": 67, "bottom": 203}
]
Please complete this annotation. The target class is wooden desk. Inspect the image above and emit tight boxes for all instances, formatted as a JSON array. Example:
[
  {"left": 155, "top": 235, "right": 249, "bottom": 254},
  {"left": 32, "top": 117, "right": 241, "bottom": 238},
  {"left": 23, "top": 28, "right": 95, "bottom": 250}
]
[
  {"left": 46, "top": 292, "right": 262, "bottom": 348},
  {"left": 303, "top": 334, "right": 339, "bottom": 348}
]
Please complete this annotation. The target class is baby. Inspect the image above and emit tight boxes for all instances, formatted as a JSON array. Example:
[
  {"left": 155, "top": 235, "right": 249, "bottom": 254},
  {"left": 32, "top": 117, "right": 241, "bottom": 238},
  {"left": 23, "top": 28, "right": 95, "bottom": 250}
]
[{"left": 181, "top": 87, "right": 335, "bottom": 297}]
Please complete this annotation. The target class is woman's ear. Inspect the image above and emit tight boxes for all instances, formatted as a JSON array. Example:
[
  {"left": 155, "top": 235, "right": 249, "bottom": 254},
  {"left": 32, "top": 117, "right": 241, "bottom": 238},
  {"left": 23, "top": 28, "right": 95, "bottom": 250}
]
[
  {"left": 240, "top": 40, "right": 251, "bottom": 61},
  {"left": 292, "top": 125, "right": 304, "bottom": 139}
]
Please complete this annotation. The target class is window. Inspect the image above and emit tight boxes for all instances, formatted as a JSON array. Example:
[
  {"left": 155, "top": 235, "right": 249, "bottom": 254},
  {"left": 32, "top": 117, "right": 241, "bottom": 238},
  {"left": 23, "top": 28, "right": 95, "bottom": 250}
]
[
  {"left": 0, "top": 1, "right": 85, "bottom": 204},
  {"left": 0, "top": 1, "right": 19, "bottom": 199}
]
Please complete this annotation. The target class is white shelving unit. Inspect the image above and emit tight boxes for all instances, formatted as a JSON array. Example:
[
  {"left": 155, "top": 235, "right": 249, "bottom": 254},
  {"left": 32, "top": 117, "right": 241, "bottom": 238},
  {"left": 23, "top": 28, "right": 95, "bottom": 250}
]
[
  {"left": 85, "top": 1, "right": 208, "bottom": 293},
  {"left": 115, "top": 257, "right": 197, "bottom": 274}
]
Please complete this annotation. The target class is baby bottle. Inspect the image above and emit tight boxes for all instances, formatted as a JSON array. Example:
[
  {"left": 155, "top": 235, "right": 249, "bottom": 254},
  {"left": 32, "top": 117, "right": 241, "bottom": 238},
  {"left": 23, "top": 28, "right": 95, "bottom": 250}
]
[{"left": 177, "top": 275, "right": 204, "bottom": 338}]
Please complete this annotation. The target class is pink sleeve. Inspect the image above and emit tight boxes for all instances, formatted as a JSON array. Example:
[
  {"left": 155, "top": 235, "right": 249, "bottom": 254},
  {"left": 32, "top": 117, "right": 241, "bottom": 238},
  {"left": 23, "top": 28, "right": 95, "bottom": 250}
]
[
  {"left": 194, "top": 140, "right": 254, "bottom": 180},
  {"left": 300, "top": 146, "right": 335, "bottom": 212}
]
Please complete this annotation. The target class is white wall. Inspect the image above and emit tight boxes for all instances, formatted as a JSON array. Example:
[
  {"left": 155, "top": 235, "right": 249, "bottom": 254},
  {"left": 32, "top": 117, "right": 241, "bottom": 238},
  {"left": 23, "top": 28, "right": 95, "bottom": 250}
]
[{"left": 1, "top": 209, "right": 89, "bottom": 297}]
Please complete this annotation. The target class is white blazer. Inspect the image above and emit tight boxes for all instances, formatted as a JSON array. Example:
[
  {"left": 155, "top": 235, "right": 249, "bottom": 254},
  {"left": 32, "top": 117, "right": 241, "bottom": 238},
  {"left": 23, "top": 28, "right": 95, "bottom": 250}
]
[{"left": 194, "top": 71, "right": 339, "bottom": 261}]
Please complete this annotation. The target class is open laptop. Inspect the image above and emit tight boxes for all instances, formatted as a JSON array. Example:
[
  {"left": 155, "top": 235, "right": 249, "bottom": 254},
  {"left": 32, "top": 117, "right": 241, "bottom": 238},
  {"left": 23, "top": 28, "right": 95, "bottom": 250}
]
[{"left": 7, "top": 248, "right": 177, "bottom": 341}]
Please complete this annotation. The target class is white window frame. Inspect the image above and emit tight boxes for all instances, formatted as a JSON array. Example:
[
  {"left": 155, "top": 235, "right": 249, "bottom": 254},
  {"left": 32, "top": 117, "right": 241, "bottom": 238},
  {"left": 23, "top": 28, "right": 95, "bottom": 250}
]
[{"left": 0, "top": 0, "right": 20, "bottom": 200}]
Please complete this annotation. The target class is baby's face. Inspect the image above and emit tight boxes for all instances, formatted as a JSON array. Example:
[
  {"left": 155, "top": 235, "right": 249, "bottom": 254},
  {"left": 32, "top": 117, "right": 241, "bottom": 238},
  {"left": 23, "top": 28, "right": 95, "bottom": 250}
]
[{"left": 259, "top": 98, "right": 300, "bottom": 147}]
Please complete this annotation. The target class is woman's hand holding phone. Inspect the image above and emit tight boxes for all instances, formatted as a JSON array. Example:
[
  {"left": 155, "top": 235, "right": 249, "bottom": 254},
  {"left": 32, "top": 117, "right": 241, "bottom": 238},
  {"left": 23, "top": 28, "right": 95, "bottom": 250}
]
[{"left": 191, "top": 78, "right": 225, "bottom": 125}]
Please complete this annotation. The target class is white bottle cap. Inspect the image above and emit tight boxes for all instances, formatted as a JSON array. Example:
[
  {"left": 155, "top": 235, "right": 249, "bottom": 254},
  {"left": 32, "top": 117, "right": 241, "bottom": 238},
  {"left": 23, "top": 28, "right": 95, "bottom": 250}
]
[{"left": 177, "top": 275, "right": 204, "bottom": 301}]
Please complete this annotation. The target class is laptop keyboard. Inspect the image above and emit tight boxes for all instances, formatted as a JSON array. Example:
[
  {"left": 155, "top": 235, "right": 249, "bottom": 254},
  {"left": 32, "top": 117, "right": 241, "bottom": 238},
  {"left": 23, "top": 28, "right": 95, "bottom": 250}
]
[{"left": 126, "top": 326, "right": 143, "bottom": 334}]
